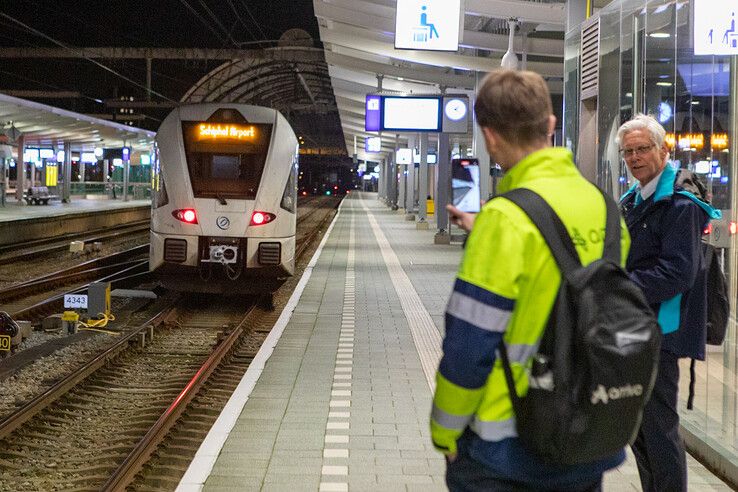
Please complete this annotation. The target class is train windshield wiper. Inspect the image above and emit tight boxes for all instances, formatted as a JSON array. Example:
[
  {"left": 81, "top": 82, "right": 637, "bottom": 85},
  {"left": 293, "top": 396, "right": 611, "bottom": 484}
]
[{"left": 216, "top": 194, "right": 228, "bottom": 205}]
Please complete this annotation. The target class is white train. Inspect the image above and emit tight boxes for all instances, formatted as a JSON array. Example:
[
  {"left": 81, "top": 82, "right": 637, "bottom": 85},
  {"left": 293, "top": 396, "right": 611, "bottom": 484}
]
[{"left": 149, "top": 104, "right": 298, "bottom": 293}]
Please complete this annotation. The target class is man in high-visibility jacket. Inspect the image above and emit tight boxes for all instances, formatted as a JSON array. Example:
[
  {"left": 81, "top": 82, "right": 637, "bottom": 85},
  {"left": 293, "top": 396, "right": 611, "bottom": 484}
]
[{"left": 431, "top": 69, "right": 630, "bottom": 490}]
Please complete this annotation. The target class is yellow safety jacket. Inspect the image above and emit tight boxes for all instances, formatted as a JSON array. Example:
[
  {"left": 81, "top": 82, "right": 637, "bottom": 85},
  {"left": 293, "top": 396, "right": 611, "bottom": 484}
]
[{"left": 431, "top": 147, "right": 630, "bottom": 486}]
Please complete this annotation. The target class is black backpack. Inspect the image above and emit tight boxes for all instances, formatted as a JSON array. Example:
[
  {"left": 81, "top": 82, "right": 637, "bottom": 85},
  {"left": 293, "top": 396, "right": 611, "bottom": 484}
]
[
  {"left": 704, "top": 242, "right": 729, "bottom": 345},
  {"left": 686, "top": 242, "right": 728, "bottom": 409},
  {"left": 498, "top": 188, "right": 661, "bottom": 465}
]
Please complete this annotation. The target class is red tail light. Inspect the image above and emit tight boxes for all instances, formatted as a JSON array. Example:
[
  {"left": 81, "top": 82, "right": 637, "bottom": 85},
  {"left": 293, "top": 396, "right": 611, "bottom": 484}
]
[
  {"left": 731, "top": 222, "right": 738, "bottom": 235},
  {"left": 250, "top": 211, "right": 276, "bottom": 226},
  {"left": 172, "top": 209, "right": 198, "bottom": 224},
  {"left": 704, "top": 223, "right": 713, "bottom": 235}
]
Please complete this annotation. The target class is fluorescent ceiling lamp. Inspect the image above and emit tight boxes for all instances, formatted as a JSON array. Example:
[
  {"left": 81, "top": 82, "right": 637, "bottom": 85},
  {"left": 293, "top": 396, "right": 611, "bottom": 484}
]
[{"left": 649, "top": 32, "right": 670, "bottom": 38}]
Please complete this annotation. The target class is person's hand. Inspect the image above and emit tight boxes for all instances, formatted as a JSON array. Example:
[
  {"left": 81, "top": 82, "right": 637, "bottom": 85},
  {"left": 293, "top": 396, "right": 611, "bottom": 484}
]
[
  {"left": 446, "top": 452, "right": 458, "bottom": 463},
  {"left": 446, "top": 204, "right": 477, "bottom": 233}
]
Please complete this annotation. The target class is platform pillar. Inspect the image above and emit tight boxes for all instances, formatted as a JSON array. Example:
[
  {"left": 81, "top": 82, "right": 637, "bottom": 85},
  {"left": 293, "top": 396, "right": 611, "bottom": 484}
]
[
  {"left": 417, "top": 133, "right": 429, "bottom": 228},
  {"left": 15, "top": 135, "right": 25, "bottom": 203},
  {"left": 435, "top": 133, "right": 451, "bottom": 242},
  {"left": 63, "top": 143, "right": 72, "bottom": 203}
]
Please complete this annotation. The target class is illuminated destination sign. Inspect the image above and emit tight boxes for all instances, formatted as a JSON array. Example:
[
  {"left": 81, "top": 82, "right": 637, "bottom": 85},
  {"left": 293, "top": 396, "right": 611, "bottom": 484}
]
[
  {"left": 694, "top": 0, "right": 738, "bottom": 55},
  {"left": 197, "top": 124, "right": 256, "bottom": 140}
]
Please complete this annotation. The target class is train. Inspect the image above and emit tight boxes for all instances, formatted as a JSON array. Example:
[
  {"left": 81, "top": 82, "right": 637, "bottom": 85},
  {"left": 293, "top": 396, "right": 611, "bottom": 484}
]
[{"left": 149, "top": 104, "right": 298, "bottom": 294}]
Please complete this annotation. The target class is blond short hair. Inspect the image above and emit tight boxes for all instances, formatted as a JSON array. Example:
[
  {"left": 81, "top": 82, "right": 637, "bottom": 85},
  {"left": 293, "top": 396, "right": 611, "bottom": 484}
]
[{"left": 474, "top": 69, "right": 553, "bottom": 145}]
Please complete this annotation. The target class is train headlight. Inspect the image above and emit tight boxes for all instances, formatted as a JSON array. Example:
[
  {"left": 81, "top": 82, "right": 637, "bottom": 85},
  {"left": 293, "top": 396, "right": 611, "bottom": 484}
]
[
  {"left": 172, "top": 209, "right": 198, "bottom": 224},
  {"left": 250, "top": 211, "right": 275, "bottom": 226}
]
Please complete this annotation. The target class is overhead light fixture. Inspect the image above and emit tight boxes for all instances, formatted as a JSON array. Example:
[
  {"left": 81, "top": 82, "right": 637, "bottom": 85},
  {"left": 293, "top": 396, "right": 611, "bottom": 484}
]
[
  {"left": 650, "top": 32, "right": 670, "bottom": 38},
  {"left": 397, "top": 77, "right": 404, "bottom": 81},
  {"left": 691, "top": 101, "right": 700, "bottom": 105},
  {"left": 501, "top": 18, "right": 519, "bottom": 70},
  {"left": 656, "top": 81, "right": 673, "bottom": 87}
]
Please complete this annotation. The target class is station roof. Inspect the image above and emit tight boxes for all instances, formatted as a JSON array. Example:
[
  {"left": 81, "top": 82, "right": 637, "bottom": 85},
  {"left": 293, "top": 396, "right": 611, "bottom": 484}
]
[
  {"left": 0, "top": 92, "right": 155, "bottom": 151},
  {"left": 313, "top": 0, "right": 569, "bottom": 161}
]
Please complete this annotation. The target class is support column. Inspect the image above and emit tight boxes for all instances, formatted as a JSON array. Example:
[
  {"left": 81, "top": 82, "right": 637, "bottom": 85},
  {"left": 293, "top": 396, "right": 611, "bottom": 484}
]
[
  {"left": 473, "top": 75, "right": 491, "bottom": 202},
  {"left": 435, "top": 133, "right": 451, "bottom": 244},
  {"left": 122, "top": 156, "right": 130, "bottom": 202},
  {"left": 391, "top": 134, "right": 400, "bottom": 210},
  {"left": 388, "top": 153, "right": 398, "bottom": 210},
  {"left": 146, "top": 58, "right": 153, "bottom": 102},
  {"left": 15, "top": 135, "right": 25, "bottom": 203},
  {"left": 63, "top": 143, "right": 72, "bottom": 203},
  {"left": 417, "top": 132, "right": 430, "bottom": 229},
  {"left": 405, "top": 135, "right": 416, "bottom": 219},
  {"left": 723, "top": 55, "right": 738, "bottom": 434}
]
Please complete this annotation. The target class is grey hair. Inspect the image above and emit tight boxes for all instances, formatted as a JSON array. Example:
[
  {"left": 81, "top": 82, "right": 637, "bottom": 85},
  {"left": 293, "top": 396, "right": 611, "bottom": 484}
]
[{"left": 615, "top": 113, "right": 666, "bottom": 148}]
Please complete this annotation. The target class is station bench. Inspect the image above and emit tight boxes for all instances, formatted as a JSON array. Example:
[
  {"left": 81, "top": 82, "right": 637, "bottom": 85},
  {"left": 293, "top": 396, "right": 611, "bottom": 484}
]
[{"left": 23, "top": 186, "right": 58, "bottom": 205}]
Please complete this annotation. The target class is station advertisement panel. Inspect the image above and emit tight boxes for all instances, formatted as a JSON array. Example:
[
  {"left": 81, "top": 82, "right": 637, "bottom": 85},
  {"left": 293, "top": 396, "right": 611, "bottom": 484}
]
[
  {"left": 395, "top": 0, "right": 462, "bottom": 51},
  {"left": 694, "top": 0, "right": 738, "bottom": 55}
]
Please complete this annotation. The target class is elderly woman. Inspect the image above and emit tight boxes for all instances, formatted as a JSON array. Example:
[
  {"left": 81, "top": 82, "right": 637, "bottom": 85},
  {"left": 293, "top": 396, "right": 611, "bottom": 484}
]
[{"left": 618, "top": 114, "right": 720, "bottom": 492}]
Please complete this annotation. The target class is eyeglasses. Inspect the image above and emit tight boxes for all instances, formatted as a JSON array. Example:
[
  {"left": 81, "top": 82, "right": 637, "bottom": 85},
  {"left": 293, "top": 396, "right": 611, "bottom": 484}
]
[{"left": 619, "top": 144, "right": 655, "bottom": 158}]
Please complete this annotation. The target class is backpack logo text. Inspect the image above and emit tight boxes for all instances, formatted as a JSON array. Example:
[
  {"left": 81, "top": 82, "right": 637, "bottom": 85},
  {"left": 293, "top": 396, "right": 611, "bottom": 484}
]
[{"left": 590, "top": 384, "right": 644, "bottom": 405}]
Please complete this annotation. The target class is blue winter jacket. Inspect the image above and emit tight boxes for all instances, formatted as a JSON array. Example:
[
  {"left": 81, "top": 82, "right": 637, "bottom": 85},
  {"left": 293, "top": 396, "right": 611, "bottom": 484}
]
[{"left": 620, "top": 164, "right": 721, "bottom": 359}]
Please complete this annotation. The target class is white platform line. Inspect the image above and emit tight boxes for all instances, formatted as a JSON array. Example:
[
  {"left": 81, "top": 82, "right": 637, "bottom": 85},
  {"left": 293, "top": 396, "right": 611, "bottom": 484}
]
[{"left": 360, "top": 197, "right": 442, "bottom": 392}]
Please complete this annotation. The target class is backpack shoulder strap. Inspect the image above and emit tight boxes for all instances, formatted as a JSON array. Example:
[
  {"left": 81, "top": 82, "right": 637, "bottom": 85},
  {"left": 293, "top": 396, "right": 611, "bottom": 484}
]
[
  {"left": 501, "top": 188, "right": 581, "bottom": 275},
  {"left": 599, "top": 189, "right": 622, "bottom": 264}
]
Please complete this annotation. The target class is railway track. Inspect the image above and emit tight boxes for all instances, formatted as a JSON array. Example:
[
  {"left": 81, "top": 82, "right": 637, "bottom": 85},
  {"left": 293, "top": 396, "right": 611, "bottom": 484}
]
[
  {"left": 0, "top": 197, "right": 341, "bottom": 491},
  {"left": 0, "top": 220, "right": 150, "bottom": 267},
  {"left": 0, "top": 245, "right": 149, "bottom": 318}
]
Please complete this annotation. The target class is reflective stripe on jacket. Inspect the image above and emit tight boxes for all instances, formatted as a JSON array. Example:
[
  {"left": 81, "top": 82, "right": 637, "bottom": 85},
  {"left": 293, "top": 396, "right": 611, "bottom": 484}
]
[{"left": 431, "top": 147, "right": 629, "bottom": 487}]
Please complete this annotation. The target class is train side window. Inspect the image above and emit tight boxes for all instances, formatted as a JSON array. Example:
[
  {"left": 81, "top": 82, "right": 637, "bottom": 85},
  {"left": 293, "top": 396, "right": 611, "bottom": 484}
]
[
  {"left": 281, "top": 157, "right": 298, "bottom": 213},
  {"left": 152, "top": 145, "right": 168, "bottom": 209}
]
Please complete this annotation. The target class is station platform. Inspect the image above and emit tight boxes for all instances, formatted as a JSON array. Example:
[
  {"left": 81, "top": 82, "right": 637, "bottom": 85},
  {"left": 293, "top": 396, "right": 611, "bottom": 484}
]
[
  {"left": 0, "top": 195, "right": 149, "bottom": 223},
  {"left": 0, "top": 196, "right": 150, "bottom": 245},
  {"left": 177, "top": 192, "right": 731, "bottom": 492}
]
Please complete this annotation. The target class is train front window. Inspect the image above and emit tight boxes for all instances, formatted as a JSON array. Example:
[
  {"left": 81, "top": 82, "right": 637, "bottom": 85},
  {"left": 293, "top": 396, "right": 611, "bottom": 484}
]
[{"left": 181, "top": 121, "right": 273, "bottom": 199}]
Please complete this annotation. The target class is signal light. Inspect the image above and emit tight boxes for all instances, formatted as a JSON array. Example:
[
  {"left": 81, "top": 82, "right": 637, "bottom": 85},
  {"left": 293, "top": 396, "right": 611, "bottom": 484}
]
[
  {"left": 250, "top": 211, "right": 276, "bottom": 226},
  {"left": 172, "top": 209, "right": 198, "bottom": 224},
  {"left": 704, "top": 223, "right": 713, "bottom": 235},
  {"left": 731, "top": 221, "right": 738, "bottom": 235}
]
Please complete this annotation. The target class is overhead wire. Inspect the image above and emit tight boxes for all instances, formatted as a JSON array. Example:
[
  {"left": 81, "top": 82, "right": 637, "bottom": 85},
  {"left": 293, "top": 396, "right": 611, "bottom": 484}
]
[
  {"left": 177, "top": 0, "right": 229, "bottom": 46},
  {"left": 224, "top": 0, "right": 258, "bottom": 44},
  {"left": 237, "top": 0, "right": 270, "bottom": 42},
  {"left": 197, "top": 0, "right": 240, "bottom": 47},
  {"left": 0, "top": 11, "right": 176, "bottom": 102}
]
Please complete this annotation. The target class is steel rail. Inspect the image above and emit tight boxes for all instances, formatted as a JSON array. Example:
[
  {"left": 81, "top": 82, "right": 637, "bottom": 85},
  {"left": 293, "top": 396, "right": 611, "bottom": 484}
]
[
  {"left": 102, "top": 301, "right": 259, "bottom": 492},
  {"left": 103, "top": 197, "right": 341, "bottom": 490},
  {"left": 10, "top": 260, "right": 150, "bottom": 320},
  {"left": 0, "top": 303, "right": 177, "bottom": 440},
  {"left": 0, "top": 219, "right": 150, "bottom": 264},
  {"left": 0, "top": 245, "right": 149, "bottom": 302}
]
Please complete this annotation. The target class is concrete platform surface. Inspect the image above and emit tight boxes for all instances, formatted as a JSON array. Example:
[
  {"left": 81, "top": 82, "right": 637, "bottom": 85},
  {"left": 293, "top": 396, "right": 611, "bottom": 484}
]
[{"left": 176, "top": 192, "right": 731, "bottom": 492}]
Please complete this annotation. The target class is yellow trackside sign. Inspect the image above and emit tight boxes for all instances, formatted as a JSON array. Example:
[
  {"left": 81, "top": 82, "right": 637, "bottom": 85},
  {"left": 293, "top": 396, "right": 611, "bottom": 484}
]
[{"left": 0, "top": 335, "right": 10, "bottom": 351}]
